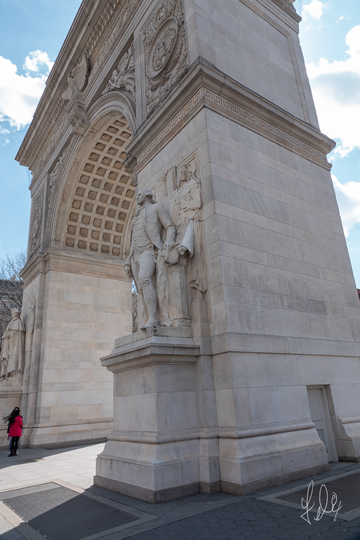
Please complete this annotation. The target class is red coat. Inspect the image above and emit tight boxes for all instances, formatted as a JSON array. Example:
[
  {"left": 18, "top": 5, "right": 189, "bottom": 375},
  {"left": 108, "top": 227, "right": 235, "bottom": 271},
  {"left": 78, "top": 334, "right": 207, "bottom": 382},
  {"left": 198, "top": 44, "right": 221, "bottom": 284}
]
[{"left": 8, "top": 416, "right": 23, "bottom": 437}]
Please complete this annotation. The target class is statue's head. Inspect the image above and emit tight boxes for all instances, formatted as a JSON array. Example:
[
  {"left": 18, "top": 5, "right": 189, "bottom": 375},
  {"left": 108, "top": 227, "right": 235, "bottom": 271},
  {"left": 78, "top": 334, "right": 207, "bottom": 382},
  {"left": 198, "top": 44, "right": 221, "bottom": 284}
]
[
  {"left": 136, "top": 189, "right": 154, "bottom": 208},
  {"left": 177, "top": 165, "right": 189, "bottom": 187},
  {"left": 10, "top": 309, "right": 21, "bottom": 320}
]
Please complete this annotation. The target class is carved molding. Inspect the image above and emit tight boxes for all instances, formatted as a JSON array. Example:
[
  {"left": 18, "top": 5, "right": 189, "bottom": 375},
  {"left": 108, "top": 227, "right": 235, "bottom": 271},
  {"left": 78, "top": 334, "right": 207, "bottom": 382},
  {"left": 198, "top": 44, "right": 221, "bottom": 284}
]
[
  {"left": 22, "top": 250, "right": 127, "bottom": 288},
  {"left": 47, "top": 257, "right": 127, "bottom": 281},
  {"left": 137, "top": 86, "right": 330, "bottom": 171},
  {"left": 87, "top": 0, "right": 139, "bottom": 82},
  {"left": 270, "top": 0, "right": 301, "bottom": 22},
  {"left": 102, "top": 43, "right": 135, "bottom": 102},
  {"left": 143, "top": 0, "right": 188, "bottom": 115},
  {"left": 29, "top": 100, "right": 67, "bottom": 180}
]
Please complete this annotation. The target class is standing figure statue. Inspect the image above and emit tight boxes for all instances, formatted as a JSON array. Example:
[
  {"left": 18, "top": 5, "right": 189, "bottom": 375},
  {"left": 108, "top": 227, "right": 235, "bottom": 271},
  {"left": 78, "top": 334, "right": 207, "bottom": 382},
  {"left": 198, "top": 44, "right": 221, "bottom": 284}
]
[
  {"left": 125, "top": 189, "right": 176, "bottom": 329},
  {"left": 0, "top": 309, "right": 25, "bottom": 380}
]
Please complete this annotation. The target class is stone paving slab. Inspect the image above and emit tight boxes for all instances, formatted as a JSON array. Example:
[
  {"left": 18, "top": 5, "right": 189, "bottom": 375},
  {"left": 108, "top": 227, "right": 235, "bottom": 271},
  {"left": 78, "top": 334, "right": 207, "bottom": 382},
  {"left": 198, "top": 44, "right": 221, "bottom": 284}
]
[
  {"left": 123, "top": 498, "right": 360, "bottom": 540},
  {"left": 264, "top": 470, "right": 360, "bottom": 521},
  {"left": 0, "top": 444, "right": 359, "bottom": 540},
  {"left": 0, "top": 483, "right": 137, "bottom": 540}
]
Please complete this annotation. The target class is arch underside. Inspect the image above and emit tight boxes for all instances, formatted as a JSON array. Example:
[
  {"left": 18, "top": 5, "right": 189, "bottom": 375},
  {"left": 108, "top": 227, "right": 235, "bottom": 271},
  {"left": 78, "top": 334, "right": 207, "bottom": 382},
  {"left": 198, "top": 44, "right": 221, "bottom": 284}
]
[{"left": 56, "top": 112, "right": 136, "bottom": 261}]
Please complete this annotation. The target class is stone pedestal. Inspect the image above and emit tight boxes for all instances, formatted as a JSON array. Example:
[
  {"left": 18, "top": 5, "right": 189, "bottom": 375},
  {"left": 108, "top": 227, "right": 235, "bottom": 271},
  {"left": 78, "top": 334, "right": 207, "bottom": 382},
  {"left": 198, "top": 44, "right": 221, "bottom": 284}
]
[{"left": 94, "top": 327, "right": 201, "bottom": 503}]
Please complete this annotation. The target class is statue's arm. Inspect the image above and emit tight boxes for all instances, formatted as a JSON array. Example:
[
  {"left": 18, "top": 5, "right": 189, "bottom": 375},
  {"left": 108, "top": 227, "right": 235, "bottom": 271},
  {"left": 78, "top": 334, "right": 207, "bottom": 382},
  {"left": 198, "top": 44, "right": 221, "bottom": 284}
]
[
  {"left": 125, "top": 222, "right": 134, "bottom": 279},
  {"left": 157, "top": 205, "right": 176, "bottom": 246}
]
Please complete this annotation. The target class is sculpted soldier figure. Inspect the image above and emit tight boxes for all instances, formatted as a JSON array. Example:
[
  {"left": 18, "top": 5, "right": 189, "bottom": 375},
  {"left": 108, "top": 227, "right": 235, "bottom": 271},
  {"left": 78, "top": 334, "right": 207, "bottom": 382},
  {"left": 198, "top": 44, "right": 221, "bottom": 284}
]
[
  {"left": 0, "top": 309, "right": 25, "bottom": 380},
  {"left": 125, "top": 189, "right": 176, "bottom": 329}
]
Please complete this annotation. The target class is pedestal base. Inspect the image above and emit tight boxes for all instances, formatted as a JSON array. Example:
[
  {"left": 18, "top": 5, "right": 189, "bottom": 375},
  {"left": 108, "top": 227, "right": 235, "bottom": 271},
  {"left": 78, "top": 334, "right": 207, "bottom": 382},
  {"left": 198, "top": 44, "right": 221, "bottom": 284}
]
[
  {"left": 95, "top": 327, "right": 202, "bottom": 502},
  {"left": 95, "top": 439, "right": 200, "bottom": 503},
  {"left": 95, "top": 327, "right": 336, "bottom": 502}
]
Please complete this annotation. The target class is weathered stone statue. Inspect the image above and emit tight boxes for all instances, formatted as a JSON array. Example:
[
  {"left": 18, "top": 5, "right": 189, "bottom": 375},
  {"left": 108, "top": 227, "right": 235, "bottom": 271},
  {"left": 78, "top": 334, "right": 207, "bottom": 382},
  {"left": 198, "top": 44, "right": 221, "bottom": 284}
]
[
  {"left": 0, "top": 309, "right": 25, "bottom": 380},
  {"left": 172, "top": 160, "right": 206, "bottom": 296},
  {"left": 125, "top": 189, "right": 177, "bottom": 328}
]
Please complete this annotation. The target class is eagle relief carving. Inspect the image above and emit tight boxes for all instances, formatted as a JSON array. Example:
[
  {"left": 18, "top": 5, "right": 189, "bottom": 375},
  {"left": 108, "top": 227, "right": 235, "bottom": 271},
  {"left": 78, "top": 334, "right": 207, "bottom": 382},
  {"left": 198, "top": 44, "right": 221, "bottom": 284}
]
[
  {"left": 143, "top": 0, "right": 188, "bottom": 114},
  {"left": 102, "top": 43, "right": 136, "bottom": 101}
]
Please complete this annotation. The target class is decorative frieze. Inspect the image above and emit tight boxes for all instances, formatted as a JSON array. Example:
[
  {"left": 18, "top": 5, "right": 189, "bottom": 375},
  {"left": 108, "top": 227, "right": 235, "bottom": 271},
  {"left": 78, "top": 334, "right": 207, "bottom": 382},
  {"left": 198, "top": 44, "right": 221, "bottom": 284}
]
[
  {"left": 137, "top": 86, "right": 331, "bottom": 171},
  {"left": 21, "top": 250, "right": 127, "bottom": 288},
  {"left": 47, "top": 257, "right": 126, "bottom": 281},
  {"left": 271, "top": 0, "right": 301, "bottom": 22},
  {"left": 88, "top": 0, "right": 140, "bottom": 82}
]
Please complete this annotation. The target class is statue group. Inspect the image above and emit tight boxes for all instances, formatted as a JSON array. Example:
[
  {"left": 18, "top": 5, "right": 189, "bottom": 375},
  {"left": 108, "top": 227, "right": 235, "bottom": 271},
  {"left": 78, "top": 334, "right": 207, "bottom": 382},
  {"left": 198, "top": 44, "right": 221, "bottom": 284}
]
[
  {"left": 0, "top": 300, "right": 35, "bottom": 382},
  {"left": 125, "top": 155, "right": 204, "bottom": 329},
  {"left": 0, "top": 309, "right": 25, "bottom": 380}
]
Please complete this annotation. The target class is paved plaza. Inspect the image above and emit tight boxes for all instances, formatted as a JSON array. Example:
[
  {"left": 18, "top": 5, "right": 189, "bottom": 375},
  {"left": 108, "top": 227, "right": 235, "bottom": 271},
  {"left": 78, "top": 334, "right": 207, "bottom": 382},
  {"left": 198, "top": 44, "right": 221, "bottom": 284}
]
[{"left": 0, "top": 443, "right": 359, "bottom": 540}]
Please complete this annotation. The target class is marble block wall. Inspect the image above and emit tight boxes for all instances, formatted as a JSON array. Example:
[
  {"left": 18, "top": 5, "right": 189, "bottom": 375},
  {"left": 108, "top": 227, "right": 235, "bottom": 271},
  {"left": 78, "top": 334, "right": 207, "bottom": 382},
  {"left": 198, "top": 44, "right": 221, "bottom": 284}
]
[
  {"left": 20, "top": 254, "right": 132, "bottom": 448},
  {"left": 131, "top": 96, "right": 360, "bottom": 495},
  {"left": 203, "top": 107, "right": 359, "bottom": 347},
  {"left": 185, "top": 0, "right": 318, "bottom": 126}
]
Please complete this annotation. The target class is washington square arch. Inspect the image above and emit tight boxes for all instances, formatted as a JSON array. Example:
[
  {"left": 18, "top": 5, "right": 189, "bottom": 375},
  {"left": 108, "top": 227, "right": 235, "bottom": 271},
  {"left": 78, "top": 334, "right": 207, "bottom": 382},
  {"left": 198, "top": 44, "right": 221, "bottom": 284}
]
[{"left": 1, "top": 0, "right": 360, "bottom": 502}]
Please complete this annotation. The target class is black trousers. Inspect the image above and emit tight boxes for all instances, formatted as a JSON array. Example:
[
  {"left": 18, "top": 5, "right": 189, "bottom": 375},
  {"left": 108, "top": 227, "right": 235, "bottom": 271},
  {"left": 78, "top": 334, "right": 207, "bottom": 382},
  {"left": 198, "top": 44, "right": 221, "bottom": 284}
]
[{"left": 10, "top": 437, "right": 19, "bottom": 455}]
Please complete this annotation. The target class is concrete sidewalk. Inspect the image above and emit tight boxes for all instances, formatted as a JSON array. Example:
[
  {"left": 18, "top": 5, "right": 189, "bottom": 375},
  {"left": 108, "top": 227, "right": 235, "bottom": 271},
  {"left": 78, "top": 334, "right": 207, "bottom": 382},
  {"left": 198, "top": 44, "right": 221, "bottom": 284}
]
[{"left": 0, "top": 443, "right": 359, "bottom": 540}]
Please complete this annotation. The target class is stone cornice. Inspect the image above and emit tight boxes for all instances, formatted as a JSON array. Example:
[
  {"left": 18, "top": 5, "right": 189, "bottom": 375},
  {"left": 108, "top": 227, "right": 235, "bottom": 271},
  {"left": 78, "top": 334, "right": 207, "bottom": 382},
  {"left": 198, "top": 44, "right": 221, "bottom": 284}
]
[
  {"left": 128, "top": 58, "right": 335, "bottom": 172},
  {"left": 241, "top": 0, "right": 300, "bottom": 33},
  {"left": 102, "top": 333, "right": 199, "bottom": 373},
  {"left": 269, "top": 0, "right": 301, "bottom": 23},
  {"left": 21, "top": 248, "right": 128, "bottom": 288}
]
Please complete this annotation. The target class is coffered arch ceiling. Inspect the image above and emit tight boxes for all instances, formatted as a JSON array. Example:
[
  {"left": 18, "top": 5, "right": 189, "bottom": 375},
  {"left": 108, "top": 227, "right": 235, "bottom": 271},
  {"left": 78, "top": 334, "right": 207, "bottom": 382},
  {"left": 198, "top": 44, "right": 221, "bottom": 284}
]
[{"left": 55, "top": 110, "right": 136, "bottom": 261}]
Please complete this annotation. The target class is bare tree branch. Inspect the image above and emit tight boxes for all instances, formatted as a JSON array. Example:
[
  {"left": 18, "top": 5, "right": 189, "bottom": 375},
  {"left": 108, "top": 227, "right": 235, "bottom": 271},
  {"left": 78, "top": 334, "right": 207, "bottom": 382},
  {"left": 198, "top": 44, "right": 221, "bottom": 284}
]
[{"left": 0, "top": 251, "right": 26, "bottom": 340}]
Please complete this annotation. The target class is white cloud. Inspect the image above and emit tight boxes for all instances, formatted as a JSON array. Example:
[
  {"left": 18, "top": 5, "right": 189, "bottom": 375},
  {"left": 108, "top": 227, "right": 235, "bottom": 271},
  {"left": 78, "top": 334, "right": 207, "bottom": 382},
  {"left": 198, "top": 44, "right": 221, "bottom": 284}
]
[
  {"left": 332, "top": 175, "right": 360, "bottom": 237},
  {"left": 306, "top": 26, "right": 360, "bottom": 157},
  {"left": 303, "top": 0, "right": 325, "bottom": 20},
  {"left": 336, "top": 15, "right": 345, "bottom": 24},
  {"left": 24, "top": 50, "right": 53, "bottom": 74},
  {"left": 2, "top": 138, "right": 10, "bottom": 147},
  {"left": 0, "top": 55, "right": 48, "bottom": 128},
  {"left": 0, "top": 126, "right": 10, "bottom": 134}
]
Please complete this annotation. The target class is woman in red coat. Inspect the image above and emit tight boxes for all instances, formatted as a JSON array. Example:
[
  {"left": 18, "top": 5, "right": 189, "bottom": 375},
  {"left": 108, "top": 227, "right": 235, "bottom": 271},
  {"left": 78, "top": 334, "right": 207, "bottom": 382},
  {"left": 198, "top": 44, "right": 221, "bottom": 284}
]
[{"left": 5, "top": 407, "right": 23, "bottom": 456}]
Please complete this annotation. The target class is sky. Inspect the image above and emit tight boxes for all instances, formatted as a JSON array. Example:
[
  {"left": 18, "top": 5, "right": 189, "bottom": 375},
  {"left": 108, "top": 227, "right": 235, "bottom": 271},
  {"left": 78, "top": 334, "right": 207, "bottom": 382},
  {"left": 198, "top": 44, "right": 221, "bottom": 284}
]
[{"left": 0, "top": 0, "right": 360, "bottom": 284}]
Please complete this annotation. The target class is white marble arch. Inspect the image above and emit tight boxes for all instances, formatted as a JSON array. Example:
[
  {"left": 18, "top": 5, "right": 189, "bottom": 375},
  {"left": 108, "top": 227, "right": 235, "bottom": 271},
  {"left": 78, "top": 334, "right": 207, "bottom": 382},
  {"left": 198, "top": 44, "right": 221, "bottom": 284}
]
[
  {"left": 88, "top": 91, "right": 136, "bottom": 136},
  {"left": 11, "top": 94, "right": 138, "bottom": 449},
  {"left": 9, "top": 0, "right": 360, "bottom": 502}
]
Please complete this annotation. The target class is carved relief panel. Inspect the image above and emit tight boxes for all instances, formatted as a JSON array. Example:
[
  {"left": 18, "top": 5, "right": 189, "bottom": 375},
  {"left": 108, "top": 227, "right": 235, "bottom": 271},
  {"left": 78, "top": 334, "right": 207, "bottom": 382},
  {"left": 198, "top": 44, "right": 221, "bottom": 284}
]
[
  {"left": 130, "top": 151, "right": 205, "bottom": 330},
  {"left": 30, "top": 188, "right": 45, "bottom": 257},
  {"left": 143, "top": 0, "right": 188, "bottom": 115},
  {"left": 102, "top": 43, "right": 136, "bottom": 102}
]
